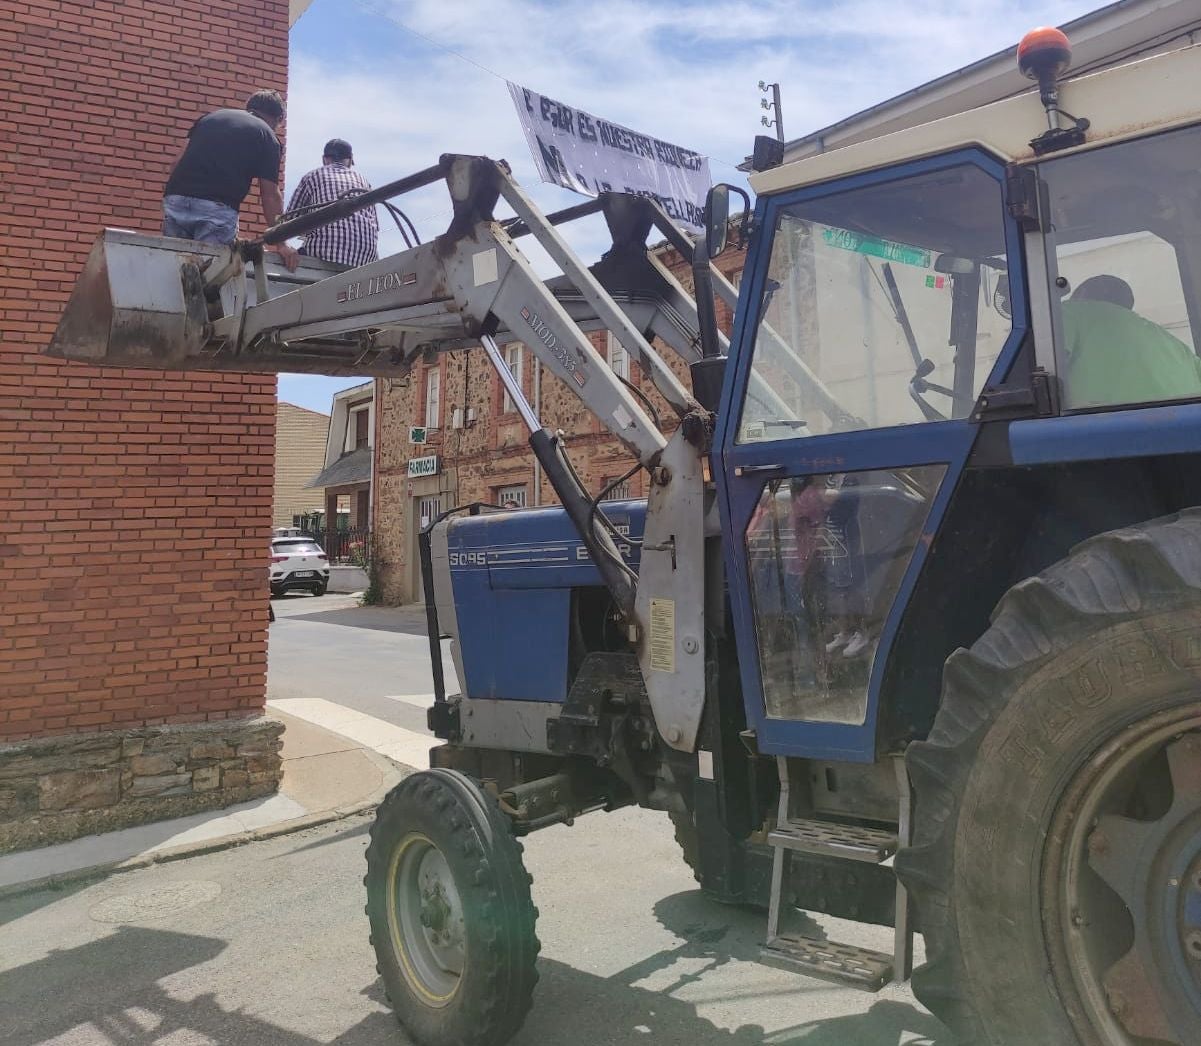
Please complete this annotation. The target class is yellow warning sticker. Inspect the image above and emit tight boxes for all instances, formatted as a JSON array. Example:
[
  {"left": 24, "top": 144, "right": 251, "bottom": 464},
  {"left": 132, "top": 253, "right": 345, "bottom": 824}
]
[{"left": 649, "top": 597, "right": 676, "bottom": 673}]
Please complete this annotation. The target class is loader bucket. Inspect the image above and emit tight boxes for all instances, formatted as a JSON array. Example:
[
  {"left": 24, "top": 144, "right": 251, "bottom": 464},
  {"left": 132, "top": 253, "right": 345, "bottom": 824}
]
[{"left": 48, "top": 229, "right": 215, "bottom": 368}]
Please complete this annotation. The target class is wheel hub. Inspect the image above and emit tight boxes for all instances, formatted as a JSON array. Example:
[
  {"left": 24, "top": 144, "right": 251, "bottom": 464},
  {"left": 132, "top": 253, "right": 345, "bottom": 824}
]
[
  {"left": 388, "top": 834, "right": 466, "bottom": 1005},
  {"left": 1049, "top": 714, "right": 1201, "bottom": 1046},
  {"left": 413, "top": 847, "right": 465, "bottom": 975}
]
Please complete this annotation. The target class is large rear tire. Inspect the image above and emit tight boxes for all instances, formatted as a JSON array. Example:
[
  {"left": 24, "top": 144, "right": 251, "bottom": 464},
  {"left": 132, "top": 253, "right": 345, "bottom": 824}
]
[
  {"left": 896, "top": 511, "right": 1201, "bottom": 1045},
  {"left": 365, "top": 769, "right": 540, "bottom": 1046}
]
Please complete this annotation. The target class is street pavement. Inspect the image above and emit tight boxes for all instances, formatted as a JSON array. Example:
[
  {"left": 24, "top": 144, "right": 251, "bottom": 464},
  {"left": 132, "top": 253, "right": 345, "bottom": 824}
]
[
  {"left": 0, "top": 594, "right": 945, "bottom": 1044},
  {"left": 267, "top": 592, "right": 457, "bottom": 748},
  {"left": 0, "top": 809, "right": 944, "bottom": 1046}
]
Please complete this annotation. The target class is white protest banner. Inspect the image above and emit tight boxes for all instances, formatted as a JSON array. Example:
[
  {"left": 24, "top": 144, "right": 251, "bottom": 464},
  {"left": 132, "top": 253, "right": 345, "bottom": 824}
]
[{"left": 507, "top": 83, "right": 711, "bottom": 231}]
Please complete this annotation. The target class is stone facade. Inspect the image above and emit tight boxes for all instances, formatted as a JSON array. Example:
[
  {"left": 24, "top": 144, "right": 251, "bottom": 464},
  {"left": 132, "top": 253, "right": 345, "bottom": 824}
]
[
  {"left": 374, "top": 240, "right": 745, "bottom": 604},
  {"left": 0, "top": 717, "right": 284, "bottom": 853}
]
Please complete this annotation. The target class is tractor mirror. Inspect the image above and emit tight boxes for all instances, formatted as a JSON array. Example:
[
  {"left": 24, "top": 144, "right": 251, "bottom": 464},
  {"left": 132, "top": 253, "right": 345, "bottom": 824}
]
[
  {"left": 935, "top": 253, "right": 976, "bottom": 275},
  {"left": 704, "top": 185, "right": 730, "bottom": 258}
]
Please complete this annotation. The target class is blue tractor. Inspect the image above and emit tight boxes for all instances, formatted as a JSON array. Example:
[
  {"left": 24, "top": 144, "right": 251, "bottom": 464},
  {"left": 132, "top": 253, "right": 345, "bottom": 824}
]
[{"left": 50, "top": 26, "right": 1201, "bottom": 1046}]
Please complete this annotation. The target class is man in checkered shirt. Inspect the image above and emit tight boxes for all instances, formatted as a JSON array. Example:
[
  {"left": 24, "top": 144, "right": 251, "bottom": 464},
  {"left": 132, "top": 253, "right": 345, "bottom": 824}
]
[{"left": 286, "top": 139, "right": 379, "bottom": 268}]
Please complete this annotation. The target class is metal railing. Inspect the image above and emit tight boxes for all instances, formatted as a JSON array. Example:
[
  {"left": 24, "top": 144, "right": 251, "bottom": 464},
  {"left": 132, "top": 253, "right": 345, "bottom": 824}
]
[{"left": 323, "top": 527, "right": 372, "bottom": 566}]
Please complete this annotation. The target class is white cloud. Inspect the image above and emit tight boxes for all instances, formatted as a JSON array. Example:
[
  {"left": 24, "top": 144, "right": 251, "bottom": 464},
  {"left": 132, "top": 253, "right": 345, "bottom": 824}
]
[{"left": 287, "top": 0, "right": 1099, "bottom": 256}]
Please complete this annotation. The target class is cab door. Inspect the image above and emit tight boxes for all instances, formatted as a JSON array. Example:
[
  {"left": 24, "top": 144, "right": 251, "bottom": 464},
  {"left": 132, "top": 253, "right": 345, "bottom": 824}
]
[{"left": 714, "top": 150, "right": 1028, "bottom": 761}]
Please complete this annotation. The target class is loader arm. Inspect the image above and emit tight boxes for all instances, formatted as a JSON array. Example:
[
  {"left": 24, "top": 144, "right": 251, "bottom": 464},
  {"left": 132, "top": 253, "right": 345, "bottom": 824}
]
[{"left": 47, "top": 154, "right": 714, "bottom": 753}]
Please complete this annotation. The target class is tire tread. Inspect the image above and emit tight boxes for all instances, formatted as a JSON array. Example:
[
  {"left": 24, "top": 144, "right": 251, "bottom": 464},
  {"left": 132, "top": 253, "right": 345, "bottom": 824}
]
[
  {"left": 895, "top": 510, "right": 1201, "bottom": 1045},
  {"left": 364, "top": 769, "right": 539, "bottom": 1046}
]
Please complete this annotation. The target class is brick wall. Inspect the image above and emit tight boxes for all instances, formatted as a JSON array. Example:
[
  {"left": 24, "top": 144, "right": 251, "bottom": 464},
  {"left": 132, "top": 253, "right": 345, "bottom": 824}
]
[
  {"left": 0, "top": 0, "right": 289, "bottom": 742},
  {"left": 374, "top": 243, "right": 746, "bottom": 603}
]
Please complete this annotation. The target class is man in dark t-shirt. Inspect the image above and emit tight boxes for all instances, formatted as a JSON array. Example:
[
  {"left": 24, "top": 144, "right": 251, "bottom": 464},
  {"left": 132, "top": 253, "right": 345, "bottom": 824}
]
[{"left": 163, "top": 89, "right": 298, "bottom": 269}]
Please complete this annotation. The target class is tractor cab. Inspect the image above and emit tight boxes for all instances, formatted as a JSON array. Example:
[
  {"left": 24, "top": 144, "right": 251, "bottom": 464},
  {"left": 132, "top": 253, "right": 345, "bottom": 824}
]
[
  {"left": 720, "top": 147, "right": 1022, "bottom": 758},
  {"left": 716, "top": 34, "right": 1201, "bottom": 764}
]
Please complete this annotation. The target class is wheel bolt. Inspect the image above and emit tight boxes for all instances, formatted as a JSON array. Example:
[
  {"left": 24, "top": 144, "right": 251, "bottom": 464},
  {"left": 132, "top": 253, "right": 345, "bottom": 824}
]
[
  {"left": 1108, "top": 990, "right": 1127, "bottom": 1017},
  {"left": 1186, "top": 931, "right": 1201, "bottom": 960}
]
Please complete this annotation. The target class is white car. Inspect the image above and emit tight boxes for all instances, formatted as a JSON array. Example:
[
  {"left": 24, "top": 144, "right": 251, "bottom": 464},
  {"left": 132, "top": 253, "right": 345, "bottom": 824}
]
[{"left": 270, "top": 535, "right": 330, "bottom": 597}]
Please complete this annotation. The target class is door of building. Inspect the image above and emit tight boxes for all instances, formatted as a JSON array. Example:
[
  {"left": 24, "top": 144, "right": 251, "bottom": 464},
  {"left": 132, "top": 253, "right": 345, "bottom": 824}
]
[
  {"left": 411, "top": 494, "right": 444, "bottom": 603},
  {"left": 417, "top": 495, "right": 443, "bottom": 530}
]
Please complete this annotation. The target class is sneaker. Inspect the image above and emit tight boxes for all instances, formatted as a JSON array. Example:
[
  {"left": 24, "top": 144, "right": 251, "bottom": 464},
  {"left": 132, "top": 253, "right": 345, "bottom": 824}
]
[
  {"left": 825, "top": 631, "right": 851, "bottom": 654},
  {"left": 842, "top": 631, "right": 871, "bottom": 658}
]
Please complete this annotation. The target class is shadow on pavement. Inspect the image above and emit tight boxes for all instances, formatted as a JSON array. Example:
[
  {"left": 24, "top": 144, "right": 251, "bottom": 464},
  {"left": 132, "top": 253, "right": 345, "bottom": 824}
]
[
  {"left": 0, "top": 898, "right": 946, "bottom": 1046},
  {"left": 0, "top": 877, "right": 96, "bottom": 929},
  {"left": 766, "top": 1000, "right": 948, "bottom": 1044},
  {"left": 270, "top": 816, "right": 372, "bottom": 859},
  {"left": 513, "top": 888, "right": 947, "bottom": 1045},
  {"left": 521, "top": 957, "right": 771, "bottom": 1045},
  {"left": 640, "top": 887, "right": 825, "bottom": 975},
  {"left": 521, "top": 958, "right": 946, "bottom": 1046},
  {"left": 0, "top": 925, "right": 399, "bottom": 1046},
  {"left": 278, "top": 604, "right": 430, "bottom": 636}
]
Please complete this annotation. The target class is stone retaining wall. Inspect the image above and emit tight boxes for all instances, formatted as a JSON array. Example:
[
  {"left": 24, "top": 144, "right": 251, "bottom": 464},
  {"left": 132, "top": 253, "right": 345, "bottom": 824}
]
[{"left": 0, "top": 716, "right": 284, "bottom": 853}]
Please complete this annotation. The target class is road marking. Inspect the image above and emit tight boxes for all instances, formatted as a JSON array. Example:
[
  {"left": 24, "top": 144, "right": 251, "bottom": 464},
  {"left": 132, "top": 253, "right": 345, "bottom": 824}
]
[
  {"left": 268, "top": 697, "right": 441, "bottom": 770},
  {"left": 382, "top": 693, "right": 436, "bottom": 709}
]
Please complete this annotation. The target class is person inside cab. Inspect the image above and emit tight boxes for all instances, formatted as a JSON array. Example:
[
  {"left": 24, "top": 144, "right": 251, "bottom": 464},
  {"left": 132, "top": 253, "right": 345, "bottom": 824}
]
[{"left": 1060, "top": 274, "right": 1201, "bottom": 408}]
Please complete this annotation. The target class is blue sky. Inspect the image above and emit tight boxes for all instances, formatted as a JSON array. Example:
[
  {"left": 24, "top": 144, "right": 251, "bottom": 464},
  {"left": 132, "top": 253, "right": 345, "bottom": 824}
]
[{"left": 279, "top": 0, "right": 1101, "bottom": 413}]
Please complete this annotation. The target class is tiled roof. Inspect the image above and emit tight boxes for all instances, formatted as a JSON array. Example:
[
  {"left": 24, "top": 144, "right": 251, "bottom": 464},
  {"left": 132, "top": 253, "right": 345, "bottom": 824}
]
[{"left": 306, "top": 446, "right": 372, "bottom": 489}]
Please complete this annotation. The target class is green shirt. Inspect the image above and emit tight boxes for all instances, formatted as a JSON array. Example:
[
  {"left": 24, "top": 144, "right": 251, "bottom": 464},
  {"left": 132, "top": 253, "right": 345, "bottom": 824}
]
[{"left": 1061, "top": 299, "right": 1201, "bottom": 409}]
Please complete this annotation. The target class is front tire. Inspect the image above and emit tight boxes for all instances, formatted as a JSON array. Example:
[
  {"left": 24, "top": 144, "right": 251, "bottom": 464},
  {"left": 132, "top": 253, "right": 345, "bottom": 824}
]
[
  {"left": 312, "top": 580, "right": 328, "bottom": 596},
  {"left": 897, "top": 511, "right": 1201, "bottom": 1046},
  {"left": 365, "top": 769, "right": 540, "bottom": 1046}
]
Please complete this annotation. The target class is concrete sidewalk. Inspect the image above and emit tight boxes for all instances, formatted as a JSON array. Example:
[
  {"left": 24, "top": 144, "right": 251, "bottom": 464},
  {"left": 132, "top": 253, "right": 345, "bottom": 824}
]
[{"left": 0, "top": 709, "right": 406, "bottom": 897}]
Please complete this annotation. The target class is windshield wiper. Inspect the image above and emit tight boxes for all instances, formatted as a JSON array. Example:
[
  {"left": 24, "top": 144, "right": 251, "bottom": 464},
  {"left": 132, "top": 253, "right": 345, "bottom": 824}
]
[{"left": 881, "top": 263, "right": 947, "bottom": 422}]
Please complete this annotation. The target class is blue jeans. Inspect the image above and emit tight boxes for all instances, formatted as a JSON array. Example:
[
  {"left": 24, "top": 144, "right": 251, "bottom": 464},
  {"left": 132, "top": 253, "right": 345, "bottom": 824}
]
[{"left": 162, "top": 194, "right": 238, "bottom": 244}]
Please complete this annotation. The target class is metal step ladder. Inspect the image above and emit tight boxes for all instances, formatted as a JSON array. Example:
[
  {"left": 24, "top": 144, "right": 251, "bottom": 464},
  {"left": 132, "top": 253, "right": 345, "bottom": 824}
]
[{"left": 760, "top": 756, "right": 914, "bottom": 991}]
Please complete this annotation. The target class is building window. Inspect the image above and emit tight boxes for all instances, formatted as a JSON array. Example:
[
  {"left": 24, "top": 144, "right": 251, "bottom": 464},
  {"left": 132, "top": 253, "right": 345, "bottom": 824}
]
[
  {"left": 600, "top": 477, "right": 632, "bottom": 501},
  {"left": 606, "top": 332, "right": 629, "bottom": 380},
  {"left": 425, "top": 367, "right": 441, "bottom": 430},
  {"left": 502, "top": 345, "right": 523, "bottom": 413},
  {"left": 345, "top": 404, "right": 370, "bottom": 452},
  {"left": 496, "top": 483, "right": 527, "bottom": 509}
]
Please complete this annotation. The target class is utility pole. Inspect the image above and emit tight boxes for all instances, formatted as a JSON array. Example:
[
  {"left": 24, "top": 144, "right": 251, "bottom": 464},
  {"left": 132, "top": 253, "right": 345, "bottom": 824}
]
[{"left": 759, "top": 81, "right": 784, "bottom": 142}]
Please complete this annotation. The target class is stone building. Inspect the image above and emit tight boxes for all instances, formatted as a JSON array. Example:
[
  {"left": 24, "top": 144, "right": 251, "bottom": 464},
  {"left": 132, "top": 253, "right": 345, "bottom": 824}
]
[
  {"left": 273, "top": 403, "right": 329, "bottom": 529},
  {"left": 0, "top": 0, "right": 296, "bottom": 851},
  {"left": 374, "top": 240, "right": 744, "bottom": 604}
]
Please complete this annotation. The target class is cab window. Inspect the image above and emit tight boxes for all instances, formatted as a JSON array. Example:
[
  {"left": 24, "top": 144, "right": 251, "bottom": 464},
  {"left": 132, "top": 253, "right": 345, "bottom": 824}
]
[
  {"left": 1040, "top": 124, "right": 1201, "bottom": 410},
  {"left": 739, "top": 161, "right": 1014, "bottom": 443}
]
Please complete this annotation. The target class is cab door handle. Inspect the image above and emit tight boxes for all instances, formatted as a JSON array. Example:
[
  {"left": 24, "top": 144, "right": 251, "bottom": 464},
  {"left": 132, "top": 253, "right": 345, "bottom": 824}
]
[{"left": 734, "top": 463, "right": 785, "bottom": 476}]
